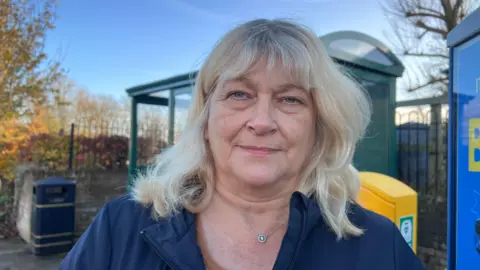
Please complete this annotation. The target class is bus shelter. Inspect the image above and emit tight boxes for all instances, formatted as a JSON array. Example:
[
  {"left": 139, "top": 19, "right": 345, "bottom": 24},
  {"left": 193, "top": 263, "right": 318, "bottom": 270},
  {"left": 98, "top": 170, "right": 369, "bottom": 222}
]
[
  {"left": 446, "top": 7, "right": 480, "bottom": 270},
  {"left": 125, "top": 31, "right": 405, "bottom": 188},
  {"left": 321, "top": 31, "right": 404, "bottom": 177}
]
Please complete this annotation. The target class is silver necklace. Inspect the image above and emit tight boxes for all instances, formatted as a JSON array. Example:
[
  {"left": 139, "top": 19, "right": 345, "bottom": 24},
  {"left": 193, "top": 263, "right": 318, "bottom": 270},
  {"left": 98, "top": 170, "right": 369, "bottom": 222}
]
[{"left": 239, "top": 215, "right": 288, "bottom": 244}]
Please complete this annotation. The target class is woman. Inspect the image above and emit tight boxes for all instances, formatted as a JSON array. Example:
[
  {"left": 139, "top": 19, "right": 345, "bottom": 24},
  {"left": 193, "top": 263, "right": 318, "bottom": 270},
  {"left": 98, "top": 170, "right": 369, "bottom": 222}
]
[{"left": 60, "top": 19, "right": 424, "bottom": 270}]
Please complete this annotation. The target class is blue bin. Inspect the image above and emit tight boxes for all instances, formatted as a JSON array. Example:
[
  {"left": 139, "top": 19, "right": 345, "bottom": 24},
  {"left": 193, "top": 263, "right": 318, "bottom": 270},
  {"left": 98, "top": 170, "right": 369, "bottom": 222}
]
[{"left": 31, "top": 177, "right": 76, "bottom": 256}]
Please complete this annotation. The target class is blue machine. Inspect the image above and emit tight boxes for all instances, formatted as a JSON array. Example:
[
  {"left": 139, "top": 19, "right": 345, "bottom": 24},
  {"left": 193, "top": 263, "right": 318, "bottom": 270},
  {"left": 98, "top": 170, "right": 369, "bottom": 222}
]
[
  {"left": 31, "top": 177, "right": 76, "bottom": 256},
  {"left": 447, "top": 7, "right": 480, "bottom": 269}
]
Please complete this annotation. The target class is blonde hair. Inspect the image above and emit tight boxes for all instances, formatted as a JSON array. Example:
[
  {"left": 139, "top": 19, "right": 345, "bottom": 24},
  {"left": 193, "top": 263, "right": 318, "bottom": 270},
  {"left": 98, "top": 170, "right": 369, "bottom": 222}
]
[{"left": 132, "top": 19, "right": 372, "bottom": 239}]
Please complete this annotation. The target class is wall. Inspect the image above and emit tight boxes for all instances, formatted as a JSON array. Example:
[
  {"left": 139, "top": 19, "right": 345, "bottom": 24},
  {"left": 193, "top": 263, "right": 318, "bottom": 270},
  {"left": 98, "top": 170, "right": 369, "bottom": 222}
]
[
  {"left": 14, "top": 165, "right": 127, "bottom": 238},
  {"left": 70, "top": 169, "right": 127, "bottom": 234},
  {"left": 416, "top": 192, "right": 448, "bottom": 269}
]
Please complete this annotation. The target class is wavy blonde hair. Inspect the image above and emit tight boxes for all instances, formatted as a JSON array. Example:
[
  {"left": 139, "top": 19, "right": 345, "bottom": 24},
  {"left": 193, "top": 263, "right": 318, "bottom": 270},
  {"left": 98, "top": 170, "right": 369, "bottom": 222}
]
[{"left": 132, "top": 19, "right": 372, "bottom": 239}]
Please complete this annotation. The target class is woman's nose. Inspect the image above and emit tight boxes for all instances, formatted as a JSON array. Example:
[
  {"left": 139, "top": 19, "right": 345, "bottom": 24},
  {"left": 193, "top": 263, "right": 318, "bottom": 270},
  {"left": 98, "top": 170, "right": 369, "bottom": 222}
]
[{"left": 246, "top": 99, "right": 277, "bottom": 135}]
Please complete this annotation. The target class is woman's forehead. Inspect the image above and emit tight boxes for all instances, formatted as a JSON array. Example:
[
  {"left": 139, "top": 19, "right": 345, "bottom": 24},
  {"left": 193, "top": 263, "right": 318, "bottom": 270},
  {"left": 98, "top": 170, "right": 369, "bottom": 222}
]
[{"left": 221, "top": 59, "right": 310, "bottom": 91}]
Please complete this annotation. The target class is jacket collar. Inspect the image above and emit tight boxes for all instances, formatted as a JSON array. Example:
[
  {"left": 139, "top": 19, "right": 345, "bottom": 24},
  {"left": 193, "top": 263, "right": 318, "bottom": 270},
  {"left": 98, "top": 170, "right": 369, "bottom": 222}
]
[
  {"left": 140, "top": 191, "right": 323, "bottom": 270},
  {"left": 140, "top": 208, "right": 205, "bottom": 270}
]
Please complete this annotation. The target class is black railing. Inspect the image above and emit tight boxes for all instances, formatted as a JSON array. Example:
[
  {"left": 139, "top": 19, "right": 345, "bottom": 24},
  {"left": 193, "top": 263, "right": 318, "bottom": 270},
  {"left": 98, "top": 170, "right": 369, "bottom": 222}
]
[
  {"left": 396, "top": 105, "right": 448, "bottom": 198},
  {"left": 68, "top": 120, "right": 169, "bottom": 170},
  {"left": 19, "top": 120, "right": 169, "bottom": 171}
]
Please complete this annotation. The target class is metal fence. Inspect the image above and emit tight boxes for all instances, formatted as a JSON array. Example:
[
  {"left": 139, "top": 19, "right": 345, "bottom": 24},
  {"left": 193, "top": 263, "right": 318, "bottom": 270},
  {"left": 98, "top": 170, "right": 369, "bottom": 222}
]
[
  {"left": 66, "top": 120, "right": 169, "bottom": 170},
  {"left": 395, "top": 103, "right": 449, "bottom": 198},
  {"left": 18, "top": 120, "right": 169, "bottom": 171}
]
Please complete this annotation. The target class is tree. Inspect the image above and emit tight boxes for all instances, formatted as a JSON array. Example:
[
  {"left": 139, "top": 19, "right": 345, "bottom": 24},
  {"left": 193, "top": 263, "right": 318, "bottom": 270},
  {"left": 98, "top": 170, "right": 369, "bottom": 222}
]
[
  {"left": 0, "top": 0, "right": 65, "bottom": 121},
  {"left": 47, "top": 74, "right": 76, "bottom": 129},
  {"left": 0, "top": 106, "right": 53, "bottom": 181},
  {"left": 68, "top": 89, "right": 130, "bottom": 128},
  {"left": 382, "top": 0, "right": 479, "bottom": 95},
  {"left": 0, "top": 0, "right": 68, "bottom": 182}
]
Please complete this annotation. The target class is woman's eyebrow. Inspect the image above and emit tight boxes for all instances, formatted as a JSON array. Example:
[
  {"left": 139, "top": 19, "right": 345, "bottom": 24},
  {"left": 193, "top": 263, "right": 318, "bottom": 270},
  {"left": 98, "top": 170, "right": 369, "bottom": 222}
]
[
  {"left": 273, "top": 83, "right": 304, "bottom": 92},
  {"left": 225, "top": 77, "right": 305, "bottom": 94},
  {"left": 227, "top": 76, "right": 258, "bottom": 90}
]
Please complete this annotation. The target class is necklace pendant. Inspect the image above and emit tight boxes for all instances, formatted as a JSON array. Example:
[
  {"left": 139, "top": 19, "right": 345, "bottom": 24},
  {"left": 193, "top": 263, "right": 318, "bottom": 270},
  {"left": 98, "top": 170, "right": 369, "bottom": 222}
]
[{"left": 257, "top": 233, "right": 267, "bottom": 243}]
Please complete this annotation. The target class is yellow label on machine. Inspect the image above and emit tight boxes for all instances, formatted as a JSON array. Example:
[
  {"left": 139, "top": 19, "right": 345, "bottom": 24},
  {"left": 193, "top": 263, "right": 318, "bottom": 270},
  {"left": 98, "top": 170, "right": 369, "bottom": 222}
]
[{"left": 469, "top": 118, "right": 480, "bottom": 172}]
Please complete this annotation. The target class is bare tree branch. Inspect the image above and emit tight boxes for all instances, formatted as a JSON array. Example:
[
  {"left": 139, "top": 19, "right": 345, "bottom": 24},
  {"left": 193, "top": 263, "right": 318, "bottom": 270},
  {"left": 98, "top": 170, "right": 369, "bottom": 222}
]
[
  {"left": 417, "top": 5, "right": 443, "bottom": 15},
  {"left": 453, "top": 0, "right": 464, "bottom": 14},
  {"left": 382, "top": 0, "right": 478, "bottom": 95},
  {"left": 415, "top": 20, "right": 448, "bottom": 38},
  {"left": 403, "top": 52, "right": 449, "bottom": 58},
  {"left": 406, "top": 11, "right": 444, "bottom": 20},
  {"left": 407, "top": 76, "right": 448, "bottom": 92}
]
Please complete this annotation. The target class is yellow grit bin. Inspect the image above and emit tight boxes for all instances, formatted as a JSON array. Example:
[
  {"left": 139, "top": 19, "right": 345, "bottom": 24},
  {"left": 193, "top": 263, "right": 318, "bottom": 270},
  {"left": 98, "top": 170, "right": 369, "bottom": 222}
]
[{"left": 357, "top": 171, "right": 418, "bottom": 254}]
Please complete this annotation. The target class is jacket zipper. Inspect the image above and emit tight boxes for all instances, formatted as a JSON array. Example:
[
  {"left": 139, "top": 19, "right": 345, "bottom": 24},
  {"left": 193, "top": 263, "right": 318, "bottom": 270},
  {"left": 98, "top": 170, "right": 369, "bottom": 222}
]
[
  {"left": 140, "top": 230, "right": 177, "bottom": 270},
  {"left": 287, "top": 207, "right": 307, "bottom": 270}
]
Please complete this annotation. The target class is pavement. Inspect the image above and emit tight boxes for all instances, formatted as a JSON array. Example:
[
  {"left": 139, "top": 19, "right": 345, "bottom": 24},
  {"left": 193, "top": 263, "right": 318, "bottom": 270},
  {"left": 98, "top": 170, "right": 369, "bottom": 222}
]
[{"left": 0, "top": 238, "right": 65, "bottom": 270}]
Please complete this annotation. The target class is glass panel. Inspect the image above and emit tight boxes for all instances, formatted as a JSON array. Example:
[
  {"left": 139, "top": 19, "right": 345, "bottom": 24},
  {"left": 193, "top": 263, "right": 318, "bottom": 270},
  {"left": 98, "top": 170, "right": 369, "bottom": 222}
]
[
  {"left": 174, "top": 86, "right": 193, "bottom": 143},
  {"left": 145, "top": 85, "right": 193, "bottom": 144},
  {"left": 136, "top": 103, "right": 169, "bottom": 165},
  {"left": 149, "top": 91, "right": 169, "bottom": 98},
  {"left": 329, "top": 39, "right": 393, "bottom": 66}
]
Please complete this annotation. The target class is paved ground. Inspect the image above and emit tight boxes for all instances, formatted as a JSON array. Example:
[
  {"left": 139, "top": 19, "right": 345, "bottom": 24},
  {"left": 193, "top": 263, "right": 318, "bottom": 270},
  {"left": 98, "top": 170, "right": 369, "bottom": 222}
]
[{"left": 0, "top": 238, "right": 65, "bottom": 270}]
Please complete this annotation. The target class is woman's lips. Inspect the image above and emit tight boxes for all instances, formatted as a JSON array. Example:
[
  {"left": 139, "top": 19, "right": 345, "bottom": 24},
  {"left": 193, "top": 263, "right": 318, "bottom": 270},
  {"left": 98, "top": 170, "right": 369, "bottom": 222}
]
[{"left": 238, "top": 145, "right": 280, "bottom": 156}]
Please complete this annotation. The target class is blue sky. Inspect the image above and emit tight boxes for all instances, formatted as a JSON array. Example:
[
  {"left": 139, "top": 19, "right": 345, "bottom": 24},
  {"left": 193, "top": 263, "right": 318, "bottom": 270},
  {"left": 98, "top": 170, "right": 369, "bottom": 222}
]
[{"left": 45, "top": 0, "right": 407, "bottom": 99}]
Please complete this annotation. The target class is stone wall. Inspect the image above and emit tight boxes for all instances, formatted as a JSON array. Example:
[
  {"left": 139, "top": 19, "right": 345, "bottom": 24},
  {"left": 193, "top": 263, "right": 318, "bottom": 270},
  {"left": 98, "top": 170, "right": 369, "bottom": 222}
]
[
  {"left": 70, "top": 169, "right": 128, "bottom": 234},
  {"left": 14, "top": 165, "right": 127, "bottom": 239}
]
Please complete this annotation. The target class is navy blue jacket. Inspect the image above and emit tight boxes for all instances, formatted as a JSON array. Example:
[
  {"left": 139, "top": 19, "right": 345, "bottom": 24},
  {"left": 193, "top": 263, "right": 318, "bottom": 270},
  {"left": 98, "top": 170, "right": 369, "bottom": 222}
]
[{"left": 60, "top": 191, "right": 424, "bottom": 269}]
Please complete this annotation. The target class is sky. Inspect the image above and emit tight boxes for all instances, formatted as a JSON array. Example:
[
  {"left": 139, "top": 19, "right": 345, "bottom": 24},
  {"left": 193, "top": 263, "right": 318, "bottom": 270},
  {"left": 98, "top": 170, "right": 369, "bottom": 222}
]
[{"left": 44, "top": 0, "right": 417, "bottom": 101}]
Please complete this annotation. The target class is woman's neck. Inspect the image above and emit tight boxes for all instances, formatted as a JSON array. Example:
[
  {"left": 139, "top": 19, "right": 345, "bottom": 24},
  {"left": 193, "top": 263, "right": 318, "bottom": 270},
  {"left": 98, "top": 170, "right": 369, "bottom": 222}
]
[
  {"left": 197, "top": 180, "right": 294, "bottom": 270},
  {"left": 213, "top": 180, "right": 292, "bottom": 216}
]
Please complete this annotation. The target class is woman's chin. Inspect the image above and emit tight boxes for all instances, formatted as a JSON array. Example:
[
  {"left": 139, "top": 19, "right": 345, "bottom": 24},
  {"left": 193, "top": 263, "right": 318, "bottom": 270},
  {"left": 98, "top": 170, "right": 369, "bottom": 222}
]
[{"left": 234, "top": 169, "right": 283, "bottom": 188}]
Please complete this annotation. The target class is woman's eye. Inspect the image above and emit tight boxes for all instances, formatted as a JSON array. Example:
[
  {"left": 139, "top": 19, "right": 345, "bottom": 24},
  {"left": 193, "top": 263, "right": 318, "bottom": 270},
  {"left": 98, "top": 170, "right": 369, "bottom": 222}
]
[
  {"left": 281, "top": 96, "right": 302, "bottom": 104},
  {"left": 228, "top": 91, "right": 249, "bottom": 100}
]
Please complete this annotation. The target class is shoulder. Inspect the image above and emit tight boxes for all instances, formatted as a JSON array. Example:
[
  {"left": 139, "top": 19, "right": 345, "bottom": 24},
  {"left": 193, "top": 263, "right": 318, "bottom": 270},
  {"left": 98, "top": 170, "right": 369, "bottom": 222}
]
[
  {"left": 347, "top": 202, "right": 401, "bottom": 245},
  {"left": 104, "top": 194, "right": 152, "bottom": 219},
  {"left": 347, "top": 203, "right": 424, "bottom": 269},
  {"left": 343, "top": 203, "right": 398, "bottom": 254},
  {"left": 104, "top": 194, "right": 146, "bottom": 211},
  {"left": 101, "top": 194, "right": 159, "bottom": 234},
  {"left": 348, "top": 202, "right": 395, "bottom": 235},
  {"left": 60, "top": 194, "right": 158, "bottom": 269}
]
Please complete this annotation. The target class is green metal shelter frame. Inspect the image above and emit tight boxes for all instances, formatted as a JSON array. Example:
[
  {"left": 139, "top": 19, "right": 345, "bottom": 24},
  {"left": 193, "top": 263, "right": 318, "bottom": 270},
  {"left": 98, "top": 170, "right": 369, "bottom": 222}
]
[
  {"left": 320, "top": 31, "right": 405, "bottom": 178},
  {"left": 125, "top": 30, "right": 405, "bottom": 189}
]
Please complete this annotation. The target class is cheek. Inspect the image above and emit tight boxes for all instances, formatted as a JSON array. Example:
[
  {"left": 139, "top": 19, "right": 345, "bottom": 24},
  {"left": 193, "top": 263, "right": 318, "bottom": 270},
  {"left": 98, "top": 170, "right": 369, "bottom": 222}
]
[
  {"left": 304, "top": 116, "right": 317, "bottom": 145},
  {"left": 283, "top": 113, "right": 316, "bottom": 150},
  {"left": 301, "top": 109, "right": 316, "bottom": 142},
  {"left": 285, "top": 114, "right": 315, "bottom": 138},
  {"left": 207, "top": 105, "right": 245, "bottom": 142}
]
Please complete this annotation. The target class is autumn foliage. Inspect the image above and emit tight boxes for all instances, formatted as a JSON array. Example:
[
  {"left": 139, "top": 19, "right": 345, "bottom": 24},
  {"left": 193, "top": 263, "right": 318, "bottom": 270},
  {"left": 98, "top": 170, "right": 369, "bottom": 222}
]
[
  {"left": 0, "top": 0, "right": 64, "bottom": 120},
  {"left": 0, "top": 107, "right": 56, "bottom": 181},
  {"left": 0, "top": 0, "right": 66, "bottom": 182}
]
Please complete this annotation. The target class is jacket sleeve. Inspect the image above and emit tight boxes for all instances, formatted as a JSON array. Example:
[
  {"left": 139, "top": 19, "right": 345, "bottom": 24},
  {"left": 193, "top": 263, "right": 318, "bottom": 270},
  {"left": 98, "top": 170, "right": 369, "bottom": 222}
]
[
  {"left": 59, "top": 203, "right": 112, "bottom": 270},
  {"left": 393, "top": 222, "right": 425, "bottom": 270}
]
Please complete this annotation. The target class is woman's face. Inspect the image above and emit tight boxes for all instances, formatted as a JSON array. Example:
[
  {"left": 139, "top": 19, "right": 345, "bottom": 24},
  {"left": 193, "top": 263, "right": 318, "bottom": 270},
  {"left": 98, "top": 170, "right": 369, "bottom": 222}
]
[{"left": 206, "top": 59, "right": 316, "bottom": 190}]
